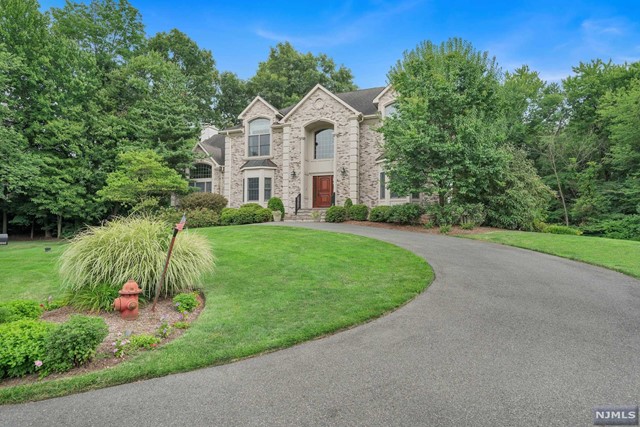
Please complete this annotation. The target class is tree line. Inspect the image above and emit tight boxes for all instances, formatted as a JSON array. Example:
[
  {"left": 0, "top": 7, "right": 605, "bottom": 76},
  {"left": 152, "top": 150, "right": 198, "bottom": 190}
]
[
  {"left": 381, "top": 39, "right": 640, "bottom": 239},
  {"left": 0, "top": 0, "right": 355, "bottom": 237},
  {"left": 1, "top": 2, "right": 638, "bottom": 240}
]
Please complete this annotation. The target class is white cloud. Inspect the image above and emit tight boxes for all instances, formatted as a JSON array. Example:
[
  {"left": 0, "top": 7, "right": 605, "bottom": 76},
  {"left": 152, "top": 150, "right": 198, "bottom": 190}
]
[{"left": 254, "top": 0, "right": 423, "bottom": 48}]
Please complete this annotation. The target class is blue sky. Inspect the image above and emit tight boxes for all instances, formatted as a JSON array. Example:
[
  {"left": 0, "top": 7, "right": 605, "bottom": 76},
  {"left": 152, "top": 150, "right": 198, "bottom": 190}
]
[{"left": 40, "top": 0, "right": 640, "bottom": 88}]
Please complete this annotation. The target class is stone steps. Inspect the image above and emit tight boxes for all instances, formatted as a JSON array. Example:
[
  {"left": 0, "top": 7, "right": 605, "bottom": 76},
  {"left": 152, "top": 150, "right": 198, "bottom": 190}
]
[{"left": 285, "top": 209, "right": 327, "bottom": 222}]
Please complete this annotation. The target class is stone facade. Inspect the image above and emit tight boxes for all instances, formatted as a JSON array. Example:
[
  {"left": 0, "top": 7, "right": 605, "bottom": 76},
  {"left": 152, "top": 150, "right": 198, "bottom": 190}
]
[{"left": 195, "top": 84, "right": 419, "bottom": 213}]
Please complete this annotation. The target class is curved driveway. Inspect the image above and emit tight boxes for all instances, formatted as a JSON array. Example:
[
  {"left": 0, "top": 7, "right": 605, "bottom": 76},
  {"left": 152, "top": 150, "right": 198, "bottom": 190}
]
[{"left": 2, "top": 223, "right": 639, "bottom": 426}]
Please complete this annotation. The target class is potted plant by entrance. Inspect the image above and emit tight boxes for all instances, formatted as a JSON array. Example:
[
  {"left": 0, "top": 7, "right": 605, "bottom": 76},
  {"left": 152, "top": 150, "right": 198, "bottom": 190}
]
[
  {"left": 272, "top": 210, "right": 282, "bottom": 222},
  {"left": 311, "top": 211, "right": 321, "bottom": 222}
]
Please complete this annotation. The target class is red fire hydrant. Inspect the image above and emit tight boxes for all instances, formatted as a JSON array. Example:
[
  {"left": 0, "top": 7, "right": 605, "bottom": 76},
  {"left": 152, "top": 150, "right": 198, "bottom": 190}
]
[{"left": 113, "top": 279, "right": 143, "bottom": 320}]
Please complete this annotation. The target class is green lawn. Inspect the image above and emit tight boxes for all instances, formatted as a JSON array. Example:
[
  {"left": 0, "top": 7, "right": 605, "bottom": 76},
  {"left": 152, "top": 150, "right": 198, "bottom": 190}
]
[
  {"left": 0, "top": 226, "right": 433, "bottom": 404},
  {"left": 0, "top": 241, "right": 66, "bottom": 301},
  {"left": 464, "top": 231, "right": 640, "bottom": 279}
]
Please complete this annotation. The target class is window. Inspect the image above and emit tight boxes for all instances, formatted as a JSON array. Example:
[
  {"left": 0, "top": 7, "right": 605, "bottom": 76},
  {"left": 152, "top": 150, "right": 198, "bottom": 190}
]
[
  {"left": 384, "top": 103, "right": 397, "bottom": 117},
  {"left": 190, "top": 181, "right": 211, "bottom": 193},
  {"left": 247, "top": 178, "right": 259, "bottom": 201},
  {"left": 314, "top": 129, "right": 334, "bottom": 159},
  {"left": 191, "top": 163, "right": 212, "bottom": 179},
  {"left": 379, "top": 171, "right": 401, "bottom": 199},
  {"left": 264, "top": 177, "right": 272, "bottom": 201},
  {"left": 248, "top": 118, "right": 270, "bottom": 157}
]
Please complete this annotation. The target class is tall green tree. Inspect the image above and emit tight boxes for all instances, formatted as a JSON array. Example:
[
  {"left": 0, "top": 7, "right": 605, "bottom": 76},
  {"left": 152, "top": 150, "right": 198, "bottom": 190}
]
[
  {"left": 147, "top": 29, "right": 218, "bottom": 123},
  {"left": 98, "top": 150, "right": 189, "bottom": 212},
  {"left": 213, "top": 71, "right": 252, "bottom": 128},
  {"left": 248, "top": 42, "right": 357, "bottom": 109},
  {"left": 105, "top": 52, "right": 200, "bottom": 171},
  {"left": 380, "top": 38, "right": 505, "bottom": 204},
  {"left": 50, "top": 0, "right": 145, "bottom": 74},
  {"left": 380, "top": 38, "right": 550, "bottom": 229}
]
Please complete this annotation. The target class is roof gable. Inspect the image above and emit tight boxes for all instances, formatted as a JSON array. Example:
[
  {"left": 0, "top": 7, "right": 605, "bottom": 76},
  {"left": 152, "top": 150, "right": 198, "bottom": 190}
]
[
  {"left": 197, "top": 134, "right": 225, "bottom": 166},
  {"left": 281, "top": 84, "right": 360, "bottom": 122},
  {"left": 372, "top": 85, "right": 393, "bottom": 105},
  {"left": 238, "top": 96, "right": 281, "bottom": 119}
]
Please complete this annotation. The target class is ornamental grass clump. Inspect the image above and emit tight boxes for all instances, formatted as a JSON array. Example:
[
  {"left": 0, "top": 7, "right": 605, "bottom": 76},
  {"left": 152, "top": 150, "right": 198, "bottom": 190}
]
[{"left": 59, "top": 216, "right": 214, "bottom": 298}]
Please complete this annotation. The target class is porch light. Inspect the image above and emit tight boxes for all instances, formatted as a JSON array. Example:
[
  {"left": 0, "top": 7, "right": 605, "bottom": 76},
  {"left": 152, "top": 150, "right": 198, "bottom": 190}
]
[
  {"left": 340, "top": 167, "right": 348, "bottom": 178},
  {"left": 290, "top": 170, "right": 297, "bottom": 178}
]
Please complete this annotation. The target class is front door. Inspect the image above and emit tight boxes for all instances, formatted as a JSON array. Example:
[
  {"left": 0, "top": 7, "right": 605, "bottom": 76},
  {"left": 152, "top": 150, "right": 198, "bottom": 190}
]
[{"left": 313, "top": 175, "right": 333, "bottom": 208}]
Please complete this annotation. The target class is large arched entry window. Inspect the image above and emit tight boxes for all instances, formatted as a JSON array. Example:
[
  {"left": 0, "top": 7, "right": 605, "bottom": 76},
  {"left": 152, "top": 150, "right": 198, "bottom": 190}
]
[{"left": 314, "top": 129, "right": 334, "bottom": 159}]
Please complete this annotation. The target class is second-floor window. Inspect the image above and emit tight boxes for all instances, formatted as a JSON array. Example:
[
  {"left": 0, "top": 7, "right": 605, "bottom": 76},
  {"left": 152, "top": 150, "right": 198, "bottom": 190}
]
[{"left": 248, "top": 118, "right": 270, "bottom": 157}]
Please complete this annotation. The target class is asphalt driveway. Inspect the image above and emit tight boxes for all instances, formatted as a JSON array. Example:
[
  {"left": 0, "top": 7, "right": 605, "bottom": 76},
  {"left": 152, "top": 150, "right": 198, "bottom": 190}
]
[{"left": 2, "top": 223, "right": 639, "bottom": 426}]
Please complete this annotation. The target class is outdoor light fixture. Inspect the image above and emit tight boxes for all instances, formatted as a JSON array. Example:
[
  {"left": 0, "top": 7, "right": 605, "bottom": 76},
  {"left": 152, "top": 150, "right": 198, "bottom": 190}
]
[
  {"left": 340, "top": 167, "right": 348, "bottom": 177},
  {"left": 290, "top": 170, "right": 297, "bottom": 178}
]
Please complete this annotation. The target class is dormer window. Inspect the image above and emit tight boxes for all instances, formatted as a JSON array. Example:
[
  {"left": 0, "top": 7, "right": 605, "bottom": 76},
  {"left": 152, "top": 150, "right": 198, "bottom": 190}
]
[{"left": 248, "top": 118, "right": 270, "bottom": 157}]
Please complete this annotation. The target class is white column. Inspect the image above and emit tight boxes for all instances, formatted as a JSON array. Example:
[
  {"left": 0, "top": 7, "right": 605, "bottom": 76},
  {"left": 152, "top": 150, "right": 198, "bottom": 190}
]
[{"left": 348, "top": 118, "right": 360, "bottom": 202}]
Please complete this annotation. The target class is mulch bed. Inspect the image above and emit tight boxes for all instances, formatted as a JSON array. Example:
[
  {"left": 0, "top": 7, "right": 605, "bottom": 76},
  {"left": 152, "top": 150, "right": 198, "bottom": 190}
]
[
  {"left": 0, "top": 294, "right": 204, "bottom": 388},
  {"left": 342, "top": 220, "right": 499, "bottom": 235}
]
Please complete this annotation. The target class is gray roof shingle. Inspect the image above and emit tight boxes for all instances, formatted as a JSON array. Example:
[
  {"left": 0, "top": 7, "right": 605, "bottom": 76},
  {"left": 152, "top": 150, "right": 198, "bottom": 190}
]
[
  {"left": 200, "top": 134, "right": 225, "bottom": 166},
  {"left": 279, "top": 86, "right": 386, "bottom": 117},
  {"left": 221, "top": 86, "right": 388, "bottom": 132},
  {"left": 240, "top": 159, "right": 278, "bottom": 169}
]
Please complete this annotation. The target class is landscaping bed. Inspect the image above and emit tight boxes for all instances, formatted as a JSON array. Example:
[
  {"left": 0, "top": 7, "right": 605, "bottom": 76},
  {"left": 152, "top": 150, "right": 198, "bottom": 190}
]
[
  {"left": 0, "top": 295, "right": 203, "bottom": 388},
  {"left": 343, "top": 220, "right": 498, "bottom": 235}
]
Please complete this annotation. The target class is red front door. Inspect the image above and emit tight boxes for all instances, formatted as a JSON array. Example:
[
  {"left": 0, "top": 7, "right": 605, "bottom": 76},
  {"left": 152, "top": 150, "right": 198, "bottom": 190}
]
[{"left": 313, "top": 175, "right": 333, "bottom": 208}]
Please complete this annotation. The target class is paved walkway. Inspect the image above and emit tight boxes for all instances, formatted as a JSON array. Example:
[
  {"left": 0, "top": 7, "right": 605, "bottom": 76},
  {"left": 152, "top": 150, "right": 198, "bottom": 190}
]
[{"left": 2, "top": 223, "right": 639, "bottom": 426}]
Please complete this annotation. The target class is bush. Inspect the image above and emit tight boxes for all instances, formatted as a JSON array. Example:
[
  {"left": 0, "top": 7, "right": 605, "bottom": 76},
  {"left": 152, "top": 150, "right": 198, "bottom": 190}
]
[
  {"left": 267, "top": 197, "right": 285, "bottom": 220},
  {"left": 0, "top": 300, "right": 43, "bottom": 324},
  {"left": 426, "top": 203, "right": 485, "bottom": 226},
  {"left": 160, "top": 208, "right": 219, "bottom": 228},
  {"left": 460, "top": 222, "right": 475, "bottom": 230},
  {"left": 370, "top": 206, "right": 391, "bottom": 222},
  {"left": 325, "top": 206, "right": 348, "bottom": 223},
  {"left": 0, "top": 320, "right": 57, "bottom": 378},
  {"left": 43, "top": 315, "right": 108, "bottom": 374},
  {"left": 59, "top": 216, "right": 215, "bottom": 298},
  {"left": 543, "top": 225, "right": 583, "bottom": 236},
  {"left": 220, "top": 206, "right": 272, "bottom": 225},
  {"left": 344, "top": 198, "right": 353, "bottom": 209},
  {"left": 173, "top": 292, "right": 200, "bottom": 314},
  {"left": 179, "top": 192, "right": 227, "bottom": 213},
  {"left": 388, "top": 203, "right": 424, "bottom": 224},
  {"left": 581, "top": 215, "right": 640, "bottom": 241},
  {"left": 240, "top": 203, "right": 263, "bottom": 211},
  {"left": 255, "top": 207, "right": 273, "bottom": 222},
  {"left": 439, "top": 224, "right": 452, "bottom": 234},
  {"left": 348, "top": 204, "right": 369, "bottom": 221},
  {"left": 65, "top": 284, "right": 120, "bottom": 312}
]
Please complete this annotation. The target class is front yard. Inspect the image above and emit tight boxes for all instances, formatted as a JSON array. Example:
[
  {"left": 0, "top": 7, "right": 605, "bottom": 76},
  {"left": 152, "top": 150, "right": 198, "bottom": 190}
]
[{"left": 0, "top": 226, "right": 433, "bottom": 404}]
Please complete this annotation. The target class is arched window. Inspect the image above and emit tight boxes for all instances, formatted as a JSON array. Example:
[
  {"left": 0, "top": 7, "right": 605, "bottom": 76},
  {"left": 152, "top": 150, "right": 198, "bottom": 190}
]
[
  {"left": 314, "top": 129, "right": 334, "bottom": 159},
  {"left": 384, "top": 103, "right": 397, "bottom": 117},
  {"left": 190, "top": 163, "right": 213, "bottom": 192},
  {"left": 191, "top": 163, "right": 212, "bottom": 179},
  {"left": 248, "top": 118, "right": 271, "bottom": 157}
]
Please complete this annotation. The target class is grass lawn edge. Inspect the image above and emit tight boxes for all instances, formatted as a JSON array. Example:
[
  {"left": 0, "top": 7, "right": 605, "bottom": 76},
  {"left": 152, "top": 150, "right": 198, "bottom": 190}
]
[
  {"left": 0, "top": 227, "right": 434, "bottom": 405},
  {"left": 459, "top": 231, "right": 640, "bottom": 280}
]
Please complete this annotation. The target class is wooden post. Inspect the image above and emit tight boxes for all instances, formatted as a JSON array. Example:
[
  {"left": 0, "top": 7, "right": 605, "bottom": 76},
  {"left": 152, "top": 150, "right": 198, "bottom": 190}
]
[{"left": 152, "top": 214, "right": 186, "bottom": 312}]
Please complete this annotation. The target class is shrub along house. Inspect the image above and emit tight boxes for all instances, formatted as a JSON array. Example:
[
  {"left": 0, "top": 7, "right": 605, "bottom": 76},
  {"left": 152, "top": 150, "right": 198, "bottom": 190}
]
[{"left": 191, "top": 84, "right": 422, "bottom": 218}]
